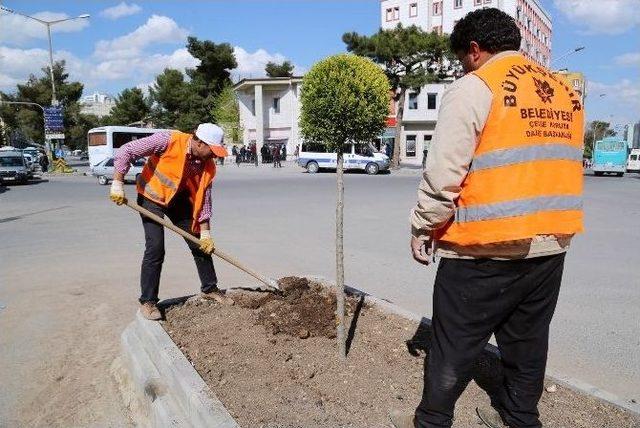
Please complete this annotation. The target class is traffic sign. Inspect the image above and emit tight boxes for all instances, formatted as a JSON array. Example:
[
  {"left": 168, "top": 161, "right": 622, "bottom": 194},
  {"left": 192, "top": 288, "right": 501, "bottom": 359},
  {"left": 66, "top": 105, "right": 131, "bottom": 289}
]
[
  {"left": 43, "top": 106, "right": 64, "bottom": 132},
  {"left": 45, "top": 133, "right": 65, "bottom": 140}
]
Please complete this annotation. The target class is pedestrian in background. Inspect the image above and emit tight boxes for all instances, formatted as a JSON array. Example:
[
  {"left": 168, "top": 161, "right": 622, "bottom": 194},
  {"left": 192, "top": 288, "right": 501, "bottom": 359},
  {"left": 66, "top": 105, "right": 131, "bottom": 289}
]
[
  {"left": 39, "top": 153, "right": 49, "bottom": 173},
  {"left": 391, "top": 8, "right": 584, "bottom": 428},
  {"left": 281, "top": 145, "right": 287, "bottom": 164}
]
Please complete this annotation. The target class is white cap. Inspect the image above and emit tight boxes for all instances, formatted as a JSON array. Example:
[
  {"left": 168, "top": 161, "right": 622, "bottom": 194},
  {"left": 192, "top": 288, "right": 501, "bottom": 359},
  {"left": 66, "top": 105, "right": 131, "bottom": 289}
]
[{"left": 195, "top": 123, "right": 227, "bottom": 157}]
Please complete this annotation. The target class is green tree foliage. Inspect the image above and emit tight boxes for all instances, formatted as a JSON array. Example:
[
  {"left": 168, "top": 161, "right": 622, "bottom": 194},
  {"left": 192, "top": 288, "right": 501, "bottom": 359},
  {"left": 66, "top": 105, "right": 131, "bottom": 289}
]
[
  {"left": 107, "top": 87, "right": 150, "bottom": 126},
  {"left": 584, "top": 121, "right": 616, "bottom": 158},
  {"left": 343, "top": 25, "right": 452, "bottom": 167},
  {"left": 181, "top": 37, "right": 238, "bottom": 131},
  {"left": 0, "top": 60, "right": 100, "bottom": 150},
  {"left": 212, "top": 84, "right": 242, "bottom": 144},
  {"left": 265, "top": 61, "right": 295, "bottom": 77},
  {"left": 149, "top": 68, "right": 190, "bottom": 127},
  {"left": 300, "top": 54, "right": 390, "bottom": 359}
]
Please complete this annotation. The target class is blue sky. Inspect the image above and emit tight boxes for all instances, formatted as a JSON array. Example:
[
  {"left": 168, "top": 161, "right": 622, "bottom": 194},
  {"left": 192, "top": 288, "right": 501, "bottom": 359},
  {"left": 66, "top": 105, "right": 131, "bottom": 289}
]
[{"left": 1, "top": 0, "right": 638, "bottom": 125}]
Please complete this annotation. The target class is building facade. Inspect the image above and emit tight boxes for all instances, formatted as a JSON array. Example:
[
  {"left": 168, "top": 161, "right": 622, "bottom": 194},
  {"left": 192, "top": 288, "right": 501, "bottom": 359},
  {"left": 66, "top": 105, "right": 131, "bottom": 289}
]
[
  {"left": 380, "top": 0, "right": 552, "bottom": 165},
  {"left": 381, "top": 0, "right": 551, "bottom": 67},
  {"left": 234, "top": 77, "right": 303, "bottom": 161},
  {"left": 79, "top": 92, "right": 115, "bottom": 118},
  {"left": 551, "top": 71, "right": 586, "bottom": 105}
]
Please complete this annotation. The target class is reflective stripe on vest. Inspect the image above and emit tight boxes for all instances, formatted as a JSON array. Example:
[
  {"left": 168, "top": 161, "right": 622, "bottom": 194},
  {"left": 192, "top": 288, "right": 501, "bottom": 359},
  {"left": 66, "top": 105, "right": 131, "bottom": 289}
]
[
  {"left": 137, "top": 174, "right": 166, "bottom": 203},
  {"left": 469, "top": 144, "right": 583, "bottom": 173},
  {"left": 455, "top": 195, "right": 583, "bottom": 223},
  {"left": 145, "top": 158, "right": 178, "bottom": 191}
]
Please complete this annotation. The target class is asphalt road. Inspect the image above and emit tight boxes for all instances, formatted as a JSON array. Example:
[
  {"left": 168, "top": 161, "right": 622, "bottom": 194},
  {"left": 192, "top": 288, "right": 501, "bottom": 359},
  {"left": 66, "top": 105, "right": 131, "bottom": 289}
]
[{"left": 1, "top": 164, "right": 638, "bottom": 425}]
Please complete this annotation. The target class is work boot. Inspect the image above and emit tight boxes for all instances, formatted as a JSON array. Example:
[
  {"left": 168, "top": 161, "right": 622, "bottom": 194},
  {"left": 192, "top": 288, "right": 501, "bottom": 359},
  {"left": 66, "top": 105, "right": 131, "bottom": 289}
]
[
  {"left": 476, "top": 406, "right": 507, "bottom": 428},
  {"left": 389, "top": 410, "right": 416, "bottom": 428},
  {"left": 200, "top": 289, "right": 235, "bottom": 306},
  {"left": 140, "top": 302, "right": 162, "bottom": 320}
]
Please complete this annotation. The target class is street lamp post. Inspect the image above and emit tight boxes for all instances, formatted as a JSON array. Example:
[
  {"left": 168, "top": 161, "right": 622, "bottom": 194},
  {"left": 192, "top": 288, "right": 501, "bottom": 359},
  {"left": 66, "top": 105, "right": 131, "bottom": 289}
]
[
  {"left": 0, "top": 6, "right": 89, "bottom": 106},
  {"left": 552, "top": 46, "right": 585, "bottom": 65}
]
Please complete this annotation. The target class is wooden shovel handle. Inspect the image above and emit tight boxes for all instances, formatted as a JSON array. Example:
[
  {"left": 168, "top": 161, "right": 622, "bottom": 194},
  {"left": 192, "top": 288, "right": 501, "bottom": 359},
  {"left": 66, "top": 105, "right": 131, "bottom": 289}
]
[{"left": 124, "top": 200, "right": 279, "bottom": 290}]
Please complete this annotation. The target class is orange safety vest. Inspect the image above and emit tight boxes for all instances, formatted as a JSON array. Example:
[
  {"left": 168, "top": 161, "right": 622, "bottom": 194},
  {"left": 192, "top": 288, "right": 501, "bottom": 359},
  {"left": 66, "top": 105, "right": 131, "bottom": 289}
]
[
  {"left": 136, "top": 131, "right": 216, "bottom": 233},
  {"left": 436, "top": 54, "right": 584, "bottom": 246}
]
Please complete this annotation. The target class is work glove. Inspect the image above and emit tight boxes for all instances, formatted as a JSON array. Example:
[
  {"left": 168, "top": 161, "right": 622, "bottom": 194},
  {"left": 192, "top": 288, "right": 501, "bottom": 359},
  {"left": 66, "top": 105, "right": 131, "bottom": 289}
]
[
  {"left": 110, "top": 179, "right": 127, "bottom": 205},
  {"left": 199, "top": 229, "right": 215, "bottom": 255}
]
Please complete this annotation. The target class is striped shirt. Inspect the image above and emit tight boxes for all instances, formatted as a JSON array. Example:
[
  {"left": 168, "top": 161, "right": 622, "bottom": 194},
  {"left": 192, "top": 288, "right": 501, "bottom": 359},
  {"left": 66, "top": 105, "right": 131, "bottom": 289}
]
[{"left": 114, "top": 132, "right": 212, "bottom": 223}]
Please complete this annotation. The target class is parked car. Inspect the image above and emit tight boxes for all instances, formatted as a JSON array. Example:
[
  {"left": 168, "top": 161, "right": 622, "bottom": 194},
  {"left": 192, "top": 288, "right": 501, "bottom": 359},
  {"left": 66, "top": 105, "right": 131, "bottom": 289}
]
[
  {"left": 90, "top": 157, "right": 146, "bottom": 185},
  {"left": 297, "top": 142, "right": 390, "bottom": 175},
  {"left": 0, "top": 150, "right": 30, "bottom": 184},
  {"left": 22, "top": 153, "right": 35, "bottom": 178}
]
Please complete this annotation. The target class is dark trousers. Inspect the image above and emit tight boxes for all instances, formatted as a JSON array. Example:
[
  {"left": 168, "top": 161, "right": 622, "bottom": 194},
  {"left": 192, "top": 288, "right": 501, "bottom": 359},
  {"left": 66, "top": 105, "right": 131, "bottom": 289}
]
[
  {"left": 138, "top": 193, "right": 218, "bottom": 304},
  {"left": 415, "top": 254, "right": 565, "bottom": 428}
]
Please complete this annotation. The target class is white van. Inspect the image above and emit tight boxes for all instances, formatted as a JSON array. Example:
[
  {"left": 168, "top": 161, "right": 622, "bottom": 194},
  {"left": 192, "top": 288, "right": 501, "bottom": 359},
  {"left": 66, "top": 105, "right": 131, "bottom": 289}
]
[
  {"left": 296, "top": 142, "right": 390, "bottom": 175},
  {"left": 627, "top": 148, "right": 640, "bottom": 173},
  {"left": 87, "top": 126, "right": 170, "bottom": 168}
]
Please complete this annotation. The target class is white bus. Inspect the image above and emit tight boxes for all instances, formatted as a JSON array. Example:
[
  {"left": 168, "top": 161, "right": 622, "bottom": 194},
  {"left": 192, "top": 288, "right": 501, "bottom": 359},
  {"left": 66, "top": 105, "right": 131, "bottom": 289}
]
[
  {"left": 87, "top": 126, "right": 170, "bottom": 167},
  {"left": 627, "top": 148, "right": 640, "bottom": 173}
]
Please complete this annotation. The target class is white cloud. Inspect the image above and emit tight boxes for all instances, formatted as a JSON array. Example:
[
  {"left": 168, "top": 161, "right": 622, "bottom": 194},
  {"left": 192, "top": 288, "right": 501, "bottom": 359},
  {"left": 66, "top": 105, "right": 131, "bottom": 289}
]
[
  {"left": 586, "top": 79, "right": 640, "bottom": 124},
  {"left": 232, "top": 46, "right": 303, "bottom": 79},
  {"left": 100, "top": 2, "right": 142, "bottom": 20},
  {"left": 0, "top": 11, "right": 90, "bottom": 45},
  {"left": 553, "top": 0, "right": 640, "bottom": 35},
  {"left": 614, "top": 52, "right": 640, "bottom": 67},
  {"left": 94, "top": 15, "right": 188, "bottom": 60},
  {"left": 0, "top": 45, "right": 91, "bottom": 91}
]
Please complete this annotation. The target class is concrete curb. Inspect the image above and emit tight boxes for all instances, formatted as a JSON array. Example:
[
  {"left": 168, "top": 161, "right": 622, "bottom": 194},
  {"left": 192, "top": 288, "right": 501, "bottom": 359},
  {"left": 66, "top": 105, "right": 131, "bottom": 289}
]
[
  {"left": 308, "top": 275, "right": 640, "bottom": 417},
  {"left": 120, "top": 310, "right": 239, "bottom": 427}
]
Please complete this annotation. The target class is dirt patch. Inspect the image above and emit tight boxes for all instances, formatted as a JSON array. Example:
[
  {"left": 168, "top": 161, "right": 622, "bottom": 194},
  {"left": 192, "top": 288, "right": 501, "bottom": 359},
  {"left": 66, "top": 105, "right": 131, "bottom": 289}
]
[
  {"left": 162, "top": 278, "right": 639, "bottom": 428},
  {"left": 232, "top": 276, "right": 357, "bottom": 339}
]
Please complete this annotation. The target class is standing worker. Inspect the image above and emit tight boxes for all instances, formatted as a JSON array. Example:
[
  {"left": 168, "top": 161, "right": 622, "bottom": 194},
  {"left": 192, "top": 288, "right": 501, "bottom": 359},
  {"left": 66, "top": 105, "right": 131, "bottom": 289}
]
[
  {"left": 391, "top": 8, "right": 584, "bottom": 428},
  {"left": 109, "top": 123, "right": 232, "bottom": 320}
]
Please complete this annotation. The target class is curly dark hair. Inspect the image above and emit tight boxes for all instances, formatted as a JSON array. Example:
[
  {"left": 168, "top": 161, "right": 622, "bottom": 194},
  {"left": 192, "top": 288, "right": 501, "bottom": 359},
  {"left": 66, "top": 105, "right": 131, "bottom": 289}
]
[{"left": 450, "top": 8, "right": 521, "bottom": 54}]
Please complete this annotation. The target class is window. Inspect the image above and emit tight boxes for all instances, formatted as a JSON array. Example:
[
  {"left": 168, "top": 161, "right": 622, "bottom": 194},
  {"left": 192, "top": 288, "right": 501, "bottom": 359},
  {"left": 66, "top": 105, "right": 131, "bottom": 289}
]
[
  {"left": 573, "top": 79, "right": 581, "bottom": 89},
  {"left": 427, "top": 93, "right": 437, "bottom": 110},
  {"left": 393, "top": 6, "right": 399, "bottom": 20},
  {"left": 409, "top": 3, "right": 418, "bottom": 17},
  {"left": 88, "top": 132, "right": 106, "bottom": 146},
  {"left": 484, "top": 0, "right": 491, "bottom": 3},
  {"left": 423, "top": 134, "right": 433, "bottom": 151},
  {"left": 104, "top": 158, "right": 114, "bottom": 167},
  {"left": 408, "top": 92, "right": 418, "bottom": 110},
  {"left": 273, "top": 97, "right": 280, "bottom": 114},
  {"left": 516, "top": 6, "right": 521, "bottom": 20},
  {"left": 474, "top": 0, "right": 482, "bottom": 5},
  {"left": 251, "top": 99, "right": 256, "bottom": 115},
  {"left": 406, "top": 135, "right": 416, "bottom": 157},
  {"left": 113, "top": 132, "right": 154, "bottom": 149},
  {"left": 433, "top": 2, "right": 441, "bottom": 15},
  {"left": 386, "top": 8, "right": 393, "bottom": 21},
  {"left": 454, "top": 0, "right": 463, "bottom": 8}
]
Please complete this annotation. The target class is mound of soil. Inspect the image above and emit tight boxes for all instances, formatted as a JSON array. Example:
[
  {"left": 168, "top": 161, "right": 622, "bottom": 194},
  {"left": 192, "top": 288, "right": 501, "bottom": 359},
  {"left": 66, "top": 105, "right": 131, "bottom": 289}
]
[
  {"left": 162, "top": 279, "right": 639, "bottom": 428},
  {"left": 231, "top": 276, "right": 357, "bottom": 339}
]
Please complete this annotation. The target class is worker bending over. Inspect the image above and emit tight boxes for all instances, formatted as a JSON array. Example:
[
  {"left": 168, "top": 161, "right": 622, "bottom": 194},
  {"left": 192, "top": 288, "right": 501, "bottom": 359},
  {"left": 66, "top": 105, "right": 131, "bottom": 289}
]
[{"left": 110, "top": 123, "right": 231, "bottom": 320}]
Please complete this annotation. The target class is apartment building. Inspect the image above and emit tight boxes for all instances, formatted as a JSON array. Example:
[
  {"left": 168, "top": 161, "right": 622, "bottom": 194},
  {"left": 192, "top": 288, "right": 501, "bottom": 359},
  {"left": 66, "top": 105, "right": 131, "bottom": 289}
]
[
  {"left": 552, "top": 70, "right": 586, "bottom": 105},
  {"left": 380, "top": 0, "right": 552, "bottom": 165},
  {"left": 79, "top": 92, "right": 115, "bottom": 118},
  {"left": 381, "top": 0, "right": 551, "bottom": 67}
]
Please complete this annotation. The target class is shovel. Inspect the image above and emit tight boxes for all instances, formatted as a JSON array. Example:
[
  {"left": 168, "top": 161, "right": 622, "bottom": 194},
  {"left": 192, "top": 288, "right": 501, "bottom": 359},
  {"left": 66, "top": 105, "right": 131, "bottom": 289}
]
[{"left": 124, "top": 200, "right": 280, "bottom": 292}]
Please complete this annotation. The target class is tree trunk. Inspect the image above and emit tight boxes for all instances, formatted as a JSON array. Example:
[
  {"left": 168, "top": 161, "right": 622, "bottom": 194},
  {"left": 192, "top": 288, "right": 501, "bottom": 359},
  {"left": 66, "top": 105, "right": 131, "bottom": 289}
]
[
  {"left": 391, "top": 89, "right": 406, "bottom": 169},
  {"left": 335, "top": 147, "right": 346, "bottom": 359}
]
